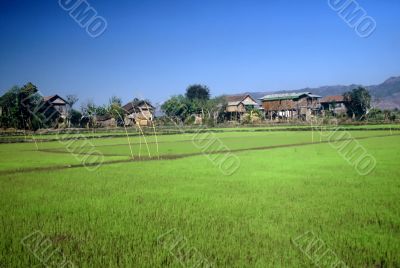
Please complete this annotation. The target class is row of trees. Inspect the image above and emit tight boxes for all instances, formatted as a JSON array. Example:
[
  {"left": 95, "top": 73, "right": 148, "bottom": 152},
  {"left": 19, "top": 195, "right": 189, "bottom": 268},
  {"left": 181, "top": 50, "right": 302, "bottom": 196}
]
[
  {"left": 0, "top": 83, "right": 396, "bottom": 130},
  {"left": 161, "top": 85, "right": 227, "bottom": 125},
  {"left": 367, "top": 108, "right": 399, "bottom": 121},
  {"left": 161, "top": 86, "right": 387, "bottom": 124},
  {"left": 341, "top": 87, "right": 398, "bottom": 121}
]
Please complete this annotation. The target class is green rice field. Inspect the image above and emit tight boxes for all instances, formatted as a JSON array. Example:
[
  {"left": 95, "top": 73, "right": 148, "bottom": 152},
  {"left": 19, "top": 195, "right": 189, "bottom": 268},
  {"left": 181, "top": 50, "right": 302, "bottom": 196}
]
[{"left": 0, "top": 126, "right": 399, "bottom": 267}]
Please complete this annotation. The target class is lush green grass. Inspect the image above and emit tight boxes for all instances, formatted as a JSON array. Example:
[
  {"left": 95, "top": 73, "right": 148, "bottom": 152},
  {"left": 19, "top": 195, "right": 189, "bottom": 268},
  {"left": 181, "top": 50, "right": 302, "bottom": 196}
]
[
  {"left": 1, "top": 123, "right": 399, "bottom": 142},
  {"left": 0, "top": 127, "right": 399, "bottom": 267},
  {"left": 0, "top": 130, "right": 397, "bottom": 172}
]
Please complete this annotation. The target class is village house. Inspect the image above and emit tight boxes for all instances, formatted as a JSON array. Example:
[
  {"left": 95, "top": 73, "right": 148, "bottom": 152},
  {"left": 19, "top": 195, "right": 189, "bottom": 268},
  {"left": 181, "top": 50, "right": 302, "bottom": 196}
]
[
  {"left": 225, "top": 94, "right": 259, "bottom": 121},
  {"left": 260, "top": 92, "right": 321, "bottom": 121},
  {"left": 122, "top": 99, "right": 155, "bottom": 126},
  {"left": 320, "top": 95, "right": 349, "bottom": 116},
  {"left": 43, "top": 95, "right": 69, "bottom": 119},
  {"left": 95, "top": 115, "right": 117, "bottom": 128}
]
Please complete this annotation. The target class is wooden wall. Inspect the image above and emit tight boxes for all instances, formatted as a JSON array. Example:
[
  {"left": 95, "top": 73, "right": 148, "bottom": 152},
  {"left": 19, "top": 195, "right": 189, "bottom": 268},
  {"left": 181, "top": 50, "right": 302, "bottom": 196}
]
[
  {"left": 226, "top": 103, "right": 246, "bottom": 113},
  {"left": 262, "top": 97, "right": 320, "bottom": 114}
]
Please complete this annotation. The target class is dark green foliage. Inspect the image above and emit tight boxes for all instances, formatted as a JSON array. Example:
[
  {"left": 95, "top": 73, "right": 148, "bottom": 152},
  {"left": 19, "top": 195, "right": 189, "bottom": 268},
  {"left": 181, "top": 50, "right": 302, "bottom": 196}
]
[
  {"left": 95, "top": 106, "right": 108, "bottom": 116},
  {"left": 0, "top": 86, "right": 20, "bottom": 128},
  {"left": 108, "top": 96, "right": 124, "bottom": 121},
  {"left": 367, "top": 108, "right": 398, "bottom": 121},
  {"left": 367, "top": 108, "right": 384, "bottom": 121},
  {"left": 80, "top": 101, "right": 97, "bottom": 117},
  {"left": 0, "top": 83, "right": 52, "bottom": 130},
  {"left": 162, "top": 85, "right": 226, "bottom": 126},
  {"left": 70, "top": 109, "right": 82, "bottom": 127},
  {"left": 343, "top": 87, "right": 371, "bottom": 120},
  {"left": 161, "top": 95, "right": 191, "bottom": 121},
  {"left": 388, "top": 111, "right": 397, "bottom": 121},
  {"left": 185, "top": 84, "right": 210, "bottom": 101}
]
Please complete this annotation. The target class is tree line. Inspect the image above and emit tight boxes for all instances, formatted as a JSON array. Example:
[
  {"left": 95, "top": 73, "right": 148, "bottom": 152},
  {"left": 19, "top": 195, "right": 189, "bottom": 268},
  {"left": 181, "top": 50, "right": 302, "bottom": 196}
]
[
  {"left": 0, "top": 82, "right": 397, "bottom": 131},
  {"left": 341, "top": 87, "right": 399, "bottom": 121},
  {"left": 161, "top": 84, "right": 228, "bottom": 125}
]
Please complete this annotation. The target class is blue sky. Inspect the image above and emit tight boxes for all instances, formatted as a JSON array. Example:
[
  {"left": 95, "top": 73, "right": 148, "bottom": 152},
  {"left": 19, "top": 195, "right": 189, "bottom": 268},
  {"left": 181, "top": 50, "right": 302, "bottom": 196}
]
[{"left": 0, "top": 0, "right": 399, "bottom": 106}]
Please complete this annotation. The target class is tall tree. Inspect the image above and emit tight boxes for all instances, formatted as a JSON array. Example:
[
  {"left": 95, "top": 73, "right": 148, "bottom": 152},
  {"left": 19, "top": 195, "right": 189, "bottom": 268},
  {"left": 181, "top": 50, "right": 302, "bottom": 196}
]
[
  {"left": 0, "top": 83, "right": 48, "bottom": 130},
  {"left": 0, "top": 86, "right": 21, "bottom": 129},
  {"left": 108, "top": 96, "right": 124, "bottom": 124},
  {"left": 161, "top": 95, "right": 191, "bottom": 121},
  {"left": 70, "top": 109, "right": 82, "bottom": 127},
  {"left": 109, "top": 96, "right": 122, "bottom": 107},
  {"left": 80, "top": 100, "right": 101, "bottom": 128},
  {"left": 80, "top": 100, "right": 97, "bottom": 117},
  {"left": 66, "top": 95, "right": 79, "bottom": 128},
  {"left": 19, "top": 82, "right": 42, "bottom": 129},
  {"left": 185, "top": 84, "right": 210, "bottom": 101},
  {"left": 203, "top": 96, "right": 227, "bottom": 125},
  {"left": 343, "top": 87, "right": 371, "bottom": 120}
]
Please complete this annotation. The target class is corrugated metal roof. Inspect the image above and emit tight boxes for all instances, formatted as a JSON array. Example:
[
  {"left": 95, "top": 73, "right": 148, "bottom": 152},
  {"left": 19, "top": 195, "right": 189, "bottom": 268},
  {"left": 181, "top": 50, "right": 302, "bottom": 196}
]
[
  {"left": 260, "top": 92, "right": 321, "bottom": 101},
  {"left": 259, "top": 92, "right": 311, "bottom": 101},
  {"left": 308, "top": 94, "right": 322, "bottom": 98}
]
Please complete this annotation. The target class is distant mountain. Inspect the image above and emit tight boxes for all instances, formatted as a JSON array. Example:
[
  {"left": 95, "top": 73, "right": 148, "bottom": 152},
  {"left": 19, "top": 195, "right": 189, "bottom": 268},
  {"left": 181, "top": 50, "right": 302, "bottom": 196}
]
[
  {"left": 368, "top": 77, "right": 400, "bottom": 109},
  {"left": 237, "top": 76, "right": 400, "bottom": 109}
]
